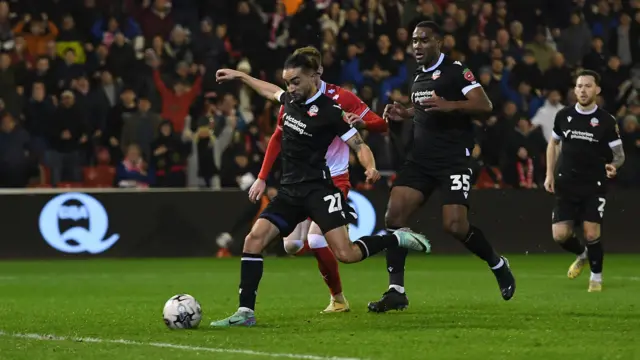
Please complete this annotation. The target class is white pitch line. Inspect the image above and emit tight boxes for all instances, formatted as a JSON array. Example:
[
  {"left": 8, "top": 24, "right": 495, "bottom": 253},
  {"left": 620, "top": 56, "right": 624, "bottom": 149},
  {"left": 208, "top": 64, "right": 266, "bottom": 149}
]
[{"left": 0, "top": 331, "right": 365, "bottom": 360}]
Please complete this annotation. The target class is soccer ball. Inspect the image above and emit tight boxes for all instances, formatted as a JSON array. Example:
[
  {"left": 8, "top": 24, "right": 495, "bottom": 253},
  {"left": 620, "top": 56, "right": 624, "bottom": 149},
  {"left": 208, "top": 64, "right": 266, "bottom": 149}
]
[{"left": 163, "top": 294, "right": 202, "bottom": 329}]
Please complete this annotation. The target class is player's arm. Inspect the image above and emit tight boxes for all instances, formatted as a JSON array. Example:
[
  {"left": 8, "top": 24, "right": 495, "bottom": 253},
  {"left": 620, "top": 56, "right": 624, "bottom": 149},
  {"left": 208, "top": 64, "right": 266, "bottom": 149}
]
[
  {"left": 544, "top": 112, "right": 564, "bottom": 192},
  {"left": 344, "top": 131, "right": 380, "bottom": 183},
  {"left": 216, "top": 69, "right": 284, "bottom": 102},
  {"left": 257, "top": 107, "right": 284, "bottom": 180},
  {"left": 605, "top": 119, "right": 625, "bottom": 177},
  {"left": 340, "top": 90, "right": 389, "bottom": 132},
  {"left": 423, "top": 67, "right": 492, "bottom": 113}
]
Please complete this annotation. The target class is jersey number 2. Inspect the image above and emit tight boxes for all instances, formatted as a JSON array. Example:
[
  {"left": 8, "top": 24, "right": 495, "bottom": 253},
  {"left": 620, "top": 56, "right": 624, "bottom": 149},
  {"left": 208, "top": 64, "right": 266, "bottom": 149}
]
[
  {"left": 324, "top": 193, "right": 343, "bottom": 213},
  {"left": 450, "top": 174, "right": 471, "bottom": 191},
  {"left": 598, "top": 197, "right": 606, "bottom": 218}
]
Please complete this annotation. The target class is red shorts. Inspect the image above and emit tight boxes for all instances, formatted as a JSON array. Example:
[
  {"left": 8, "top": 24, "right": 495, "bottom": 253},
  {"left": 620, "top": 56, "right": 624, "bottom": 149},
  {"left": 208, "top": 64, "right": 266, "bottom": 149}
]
[
  {"left": 331, "top": 172, "right": 351, "bottom": 198},
  {"left": 305, "top": 173, "right": 351, "bottom": 222}
]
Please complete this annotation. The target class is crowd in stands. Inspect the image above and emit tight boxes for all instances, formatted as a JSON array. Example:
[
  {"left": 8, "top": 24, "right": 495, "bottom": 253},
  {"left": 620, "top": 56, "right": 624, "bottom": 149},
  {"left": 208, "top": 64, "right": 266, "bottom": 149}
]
[{"left": 0, "top": 0, "right": 639, "bottom": 190}]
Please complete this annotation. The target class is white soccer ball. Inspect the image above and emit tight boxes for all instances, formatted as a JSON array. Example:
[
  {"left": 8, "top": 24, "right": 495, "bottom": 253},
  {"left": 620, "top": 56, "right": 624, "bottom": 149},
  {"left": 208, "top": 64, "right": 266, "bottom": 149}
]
[{"left": 163, "top": 294, "right": 202, "bottom": 329}]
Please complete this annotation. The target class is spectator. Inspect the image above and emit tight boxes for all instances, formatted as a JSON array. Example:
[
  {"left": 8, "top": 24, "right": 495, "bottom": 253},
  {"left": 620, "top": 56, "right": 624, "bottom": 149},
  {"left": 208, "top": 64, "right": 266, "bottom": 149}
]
[
  {"left": 23, "top": 82, "right": 55, "bottom": 158},
  {"left": 13, "top": 14, "right": 59, "bottom": 57},
  {"left": 46, "top": 90, "right": 87, "bottom": 186},
  {"left": 150, "top": 121, "right": 190, "bottom": 187},
  {"left": 0, "top": 113, "right": 33, "bottom": 187},
  {"left": 151, "top": 58, "right": 203, "bottom": 133},
  {"left": 121, "top": 97, "right": 162, "bottom": 160},
  {"left": 115, "top": 143, "right": 154, "bottom": 188},
  {"left": 554, "top": 11, "right": 592, "bottom": 67},
  {"left": 531, "top": 90, "right": 564, "bottom": 142},
  {"left": 515, "top": 147, "right": 536, "bottom": 189}
]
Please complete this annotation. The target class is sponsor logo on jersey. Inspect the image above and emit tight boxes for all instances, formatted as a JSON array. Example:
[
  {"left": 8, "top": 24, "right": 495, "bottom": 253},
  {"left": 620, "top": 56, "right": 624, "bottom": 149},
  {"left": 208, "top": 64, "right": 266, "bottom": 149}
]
[
  {"left": 308, "top": 105, "right": 319, "bottom": 117},
  {"left": 463, "top": 68, "right": 476, "bottom": 82},
  {"left": 432, "top": 70, "right": 441, "bottom": 80},
  {"left": 566, "top": 130, "right": 597, "bottom": 142},
  {"left": 411, "top": 89, "right": 434, "bottom": 104},
  {"left": 283, "top": 113, "right": 312, "bottom": 136},
  {"left": 567, "top": 116, "right": 572, "bottom": 122},
  {"left": 590, "top": 118, "right": 599, "bottom": 127}
]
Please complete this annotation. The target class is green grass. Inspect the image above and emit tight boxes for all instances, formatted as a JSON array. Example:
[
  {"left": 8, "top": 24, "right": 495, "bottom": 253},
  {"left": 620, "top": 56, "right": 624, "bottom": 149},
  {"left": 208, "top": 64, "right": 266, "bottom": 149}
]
[{"left": 0, "top": 254, "right": 639, "bottom": 360}]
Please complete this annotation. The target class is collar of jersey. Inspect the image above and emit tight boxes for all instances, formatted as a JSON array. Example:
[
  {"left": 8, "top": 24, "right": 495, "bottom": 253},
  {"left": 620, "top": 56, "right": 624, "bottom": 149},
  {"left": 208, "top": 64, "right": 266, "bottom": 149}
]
[
  {"left": 574, "top": 103, "right": 598, "bottom": 115},
  {"left": 421, "top": 53, "right": 445, "bottom": 73},
  {"left": 319, "top": 80, "right": 327, "bottom": 94},
  {"left": 304, "top": 89, "right": 323, "bottom": 105}
]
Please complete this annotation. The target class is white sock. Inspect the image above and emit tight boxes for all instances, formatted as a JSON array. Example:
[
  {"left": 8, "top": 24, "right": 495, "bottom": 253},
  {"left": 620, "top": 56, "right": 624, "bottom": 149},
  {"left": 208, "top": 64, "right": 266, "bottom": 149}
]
[
  {"left": 491, "top": 258, "right": 504, "bottom": 270},
  {"left": 578, "top": 249, "right": 588, "bottom": 260},
  {"left": 238, "top": 307, "right": 254, "bottom": 314},
  {"left": 389, "top": 285, "right": 405, "bottom": 294},
  {"left": 590, "top": 272, "right": 602, "bottom": 282}
]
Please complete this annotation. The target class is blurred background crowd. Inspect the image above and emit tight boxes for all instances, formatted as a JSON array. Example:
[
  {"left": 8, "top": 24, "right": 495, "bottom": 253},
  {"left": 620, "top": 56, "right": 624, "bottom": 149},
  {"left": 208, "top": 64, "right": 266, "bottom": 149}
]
[{"left": 0, "top": 0, "right": 639, "bottom": 190}]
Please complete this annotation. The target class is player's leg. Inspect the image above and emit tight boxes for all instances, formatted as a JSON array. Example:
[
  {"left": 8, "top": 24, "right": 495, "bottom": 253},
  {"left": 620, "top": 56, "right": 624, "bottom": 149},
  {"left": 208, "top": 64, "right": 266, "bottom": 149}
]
[
  {"left": 308, "top": 188, "right": 430, "bottom": 264},
  {"left": 211, "top": 196, "right": 303, "bottom": 327},
  {"left": 552, "top": 196, "right": 587, "bottom": 279},
  {"left": 283, "top": 219, "right": 311, "bottom": 254},
  {"left": 368, "top": 165, "right": 433, "bottom": 313},
  {"left": 582, "top": 195, "right": 606, "bottom": 292},
  {"left": 441, "top": 169, "right": 515, "bottom": 300},
  {"left": 307, "top": 220, "right": 349, "bottom": 313}
]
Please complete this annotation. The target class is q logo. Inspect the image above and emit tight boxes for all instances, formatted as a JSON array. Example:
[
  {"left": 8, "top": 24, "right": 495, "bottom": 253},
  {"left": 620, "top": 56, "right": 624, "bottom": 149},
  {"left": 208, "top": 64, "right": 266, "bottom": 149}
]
[
  {"left": 346, "top": 191, "right": 377, "bottom": 241},
  {"left": 38, "top": 192, "right": 120, "bottom": 254}
]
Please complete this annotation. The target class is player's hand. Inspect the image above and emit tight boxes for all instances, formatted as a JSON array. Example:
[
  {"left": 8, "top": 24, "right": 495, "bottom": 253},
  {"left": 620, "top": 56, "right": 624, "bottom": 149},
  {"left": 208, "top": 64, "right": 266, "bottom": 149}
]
[
  {"left": 248, "top": 178, "right": 267, "bottom": 203},
  {"left": 422, "top": 92, "right": 456, "bottom": 112},
  {"left": 343, "top": 112, "right": 364, "bottom": 127},
  {"left": 383, "top": 102, "right": 408, "bottom": 122},
  {"left": 216, "top": 68, "right": 243, "bottom": 83},
  {"left": 544, "top": 175, "right": 554, "bottom": 193},
  {"left": 605, "top": 164, "right": 617, "bottom": 178},
  {"left": 364, "top": 168, "right": 380, "bottom": 184}
]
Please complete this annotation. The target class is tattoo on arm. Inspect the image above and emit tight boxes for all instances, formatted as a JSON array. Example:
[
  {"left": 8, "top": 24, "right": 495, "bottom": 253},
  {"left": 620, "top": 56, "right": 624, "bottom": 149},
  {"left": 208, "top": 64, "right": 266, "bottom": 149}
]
[
  {"left": 611, "top": 144, "right": 625, "bottom": 168},
  {"left": 346, "top": 133, "right": 365, "bottom": 152}
]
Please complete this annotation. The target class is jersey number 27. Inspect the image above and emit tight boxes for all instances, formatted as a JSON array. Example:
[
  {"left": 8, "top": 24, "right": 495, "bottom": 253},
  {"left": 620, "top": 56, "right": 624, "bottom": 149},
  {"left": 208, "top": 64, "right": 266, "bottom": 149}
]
[{"left": 324, "top": 193, "right": 343, "bottom": 213}]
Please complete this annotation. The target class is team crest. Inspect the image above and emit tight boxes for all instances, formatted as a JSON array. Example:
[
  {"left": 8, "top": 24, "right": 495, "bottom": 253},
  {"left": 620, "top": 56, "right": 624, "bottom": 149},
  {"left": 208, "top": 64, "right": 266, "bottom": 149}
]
[
  {"left": 462, "top": 68, "right": 476, "bottom": 82},
  {"left": 308, "top": 105, "right": 319, "bottom": 117},
  {"left": 432, "top": 70, "right": 441, "bottom": 80},
  {"left": 590, "top": 118, "right": 599, "bottom": 127}
]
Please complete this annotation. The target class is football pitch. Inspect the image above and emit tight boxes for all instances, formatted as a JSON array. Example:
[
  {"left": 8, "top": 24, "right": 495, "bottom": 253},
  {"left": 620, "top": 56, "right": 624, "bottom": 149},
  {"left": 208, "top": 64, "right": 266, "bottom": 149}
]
[{"left": 0, "top": 254, "right": 638, "bottom": 360}]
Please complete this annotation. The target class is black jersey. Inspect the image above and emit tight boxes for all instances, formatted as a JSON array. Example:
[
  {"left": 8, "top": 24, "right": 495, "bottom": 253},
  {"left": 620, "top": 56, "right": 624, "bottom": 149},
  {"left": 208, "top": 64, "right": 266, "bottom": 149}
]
[
  {"left": 276, "top": 89, "right": 356, "bottom": 187},
  {"left": 552, "top": 104, "right": 621, "bottom": 187},
  {"left": 409, "top": 54, "right": 482, "bottom": 170}
]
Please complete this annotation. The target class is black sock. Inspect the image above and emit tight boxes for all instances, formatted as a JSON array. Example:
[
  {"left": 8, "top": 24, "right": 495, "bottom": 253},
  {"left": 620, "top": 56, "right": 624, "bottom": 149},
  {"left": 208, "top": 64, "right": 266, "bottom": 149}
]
[
  {"left": 559, "top": 234, "right": 586, "bottom": 256},
  {"left": 239, "top": 253, "right": 263, "bottom": 311},
  {"left": 586, "top": 240, "right": 603, "bottom": 274},
  {"left": 354, "top": 234, "right": 398, "bottom": 260},
  {"left": 385, "top": 227, "right": 407, "bottom": 287},
  {"left": 461, "top": 225, "right": 501, "bottom": 268}
]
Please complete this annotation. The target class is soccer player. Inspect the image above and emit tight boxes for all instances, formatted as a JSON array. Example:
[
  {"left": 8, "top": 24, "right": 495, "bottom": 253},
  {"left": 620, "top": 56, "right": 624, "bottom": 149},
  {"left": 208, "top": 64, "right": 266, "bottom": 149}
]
[
  {"left": 367, "top": 21, "right": 516, "bottom": 313},
  {"left": 249, "top": 46, "right": 388, "bottom": 313},
  {"left": 210, "top": 53, "right": 431, "bottom": 327},
  {"left": 544, "top": 69, "right": 624, "bottom": 292}
]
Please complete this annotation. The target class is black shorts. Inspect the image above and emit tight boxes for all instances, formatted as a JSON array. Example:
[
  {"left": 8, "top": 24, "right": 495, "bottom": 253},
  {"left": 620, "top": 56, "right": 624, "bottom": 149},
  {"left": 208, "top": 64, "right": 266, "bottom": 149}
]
[
  {"left": 552, "top": 191, "right": 606, "bottom": 225},
  {"left": 259, "top": 183, "right": 354, "bottom": 236},
  {"left": 393, "top": 161, "right": 472, "bottom": 207}
]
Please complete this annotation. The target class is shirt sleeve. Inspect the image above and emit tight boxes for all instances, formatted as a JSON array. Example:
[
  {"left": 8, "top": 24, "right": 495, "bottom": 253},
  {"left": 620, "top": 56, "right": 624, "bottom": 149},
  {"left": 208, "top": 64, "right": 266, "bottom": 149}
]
[
  {"left": 331, "top": 105, "right": 357, "bottom": 141},
  {"left": 552, "top": 111, "right": 563, "bottom": 141},
  {"left": 339, "top": 89, "right": 370, "bottom": 118},
  {"left": 274, "top": 90, "right": 285, "bottom": 103},
  {"left": 604, "top": 115, "right": 622, "bottom": 148},
  {"left": 453, "top": 63, "right": 482, "bottom": 96},
  {"left": 276, "top": 105, "right": 284, "bottom": 129}
]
